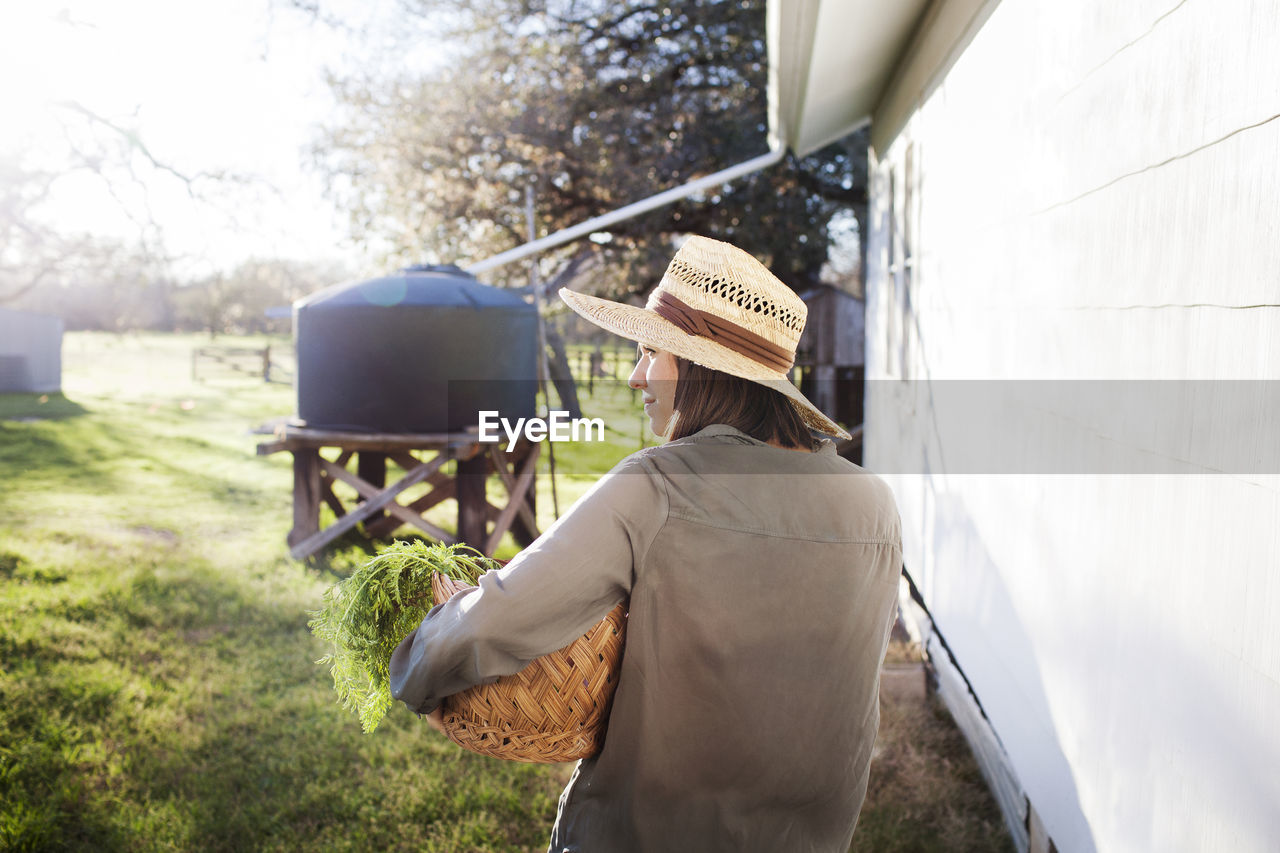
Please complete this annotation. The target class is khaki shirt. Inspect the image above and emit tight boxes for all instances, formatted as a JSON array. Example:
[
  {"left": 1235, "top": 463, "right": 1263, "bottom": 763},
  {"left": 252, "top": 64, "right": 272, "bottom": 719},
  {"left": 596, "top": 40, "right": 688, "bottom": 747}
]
[{"left": 390, "top": 424, "right": 903, "bottom": 852}]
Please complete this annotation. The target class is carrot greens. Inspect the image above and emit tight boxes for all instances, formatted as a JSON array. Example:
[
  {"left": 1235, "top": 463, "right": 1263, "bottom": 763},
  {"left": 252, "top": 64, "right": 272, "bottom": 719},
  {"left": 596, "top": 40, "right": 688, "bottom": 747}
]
[{"left": 308, "top": 541, "right": 496, "bottom": 732}]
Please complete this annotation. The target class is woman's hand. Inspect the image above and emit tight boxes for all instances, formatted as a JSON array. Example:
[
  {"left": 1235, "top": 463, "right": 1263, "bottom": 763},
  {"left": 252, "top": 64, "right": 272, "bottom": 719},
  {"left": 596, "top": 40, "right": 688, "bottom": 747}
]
[{"left": 424, "top": 706, "right": 446, "bottom": 735}]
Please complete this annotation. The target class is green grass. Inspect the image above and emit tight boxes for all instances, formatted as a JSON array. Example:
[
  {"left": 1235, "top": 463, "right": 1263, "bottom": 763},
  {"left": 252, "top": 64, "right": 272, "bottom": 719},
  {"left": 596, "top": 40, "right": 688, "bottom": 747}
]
[
  {"left": 0, "top": 333, "right": 567, "bottom": 851},
  {"left": 0, "top": 332, "right": 1011, "bottom": 851}
]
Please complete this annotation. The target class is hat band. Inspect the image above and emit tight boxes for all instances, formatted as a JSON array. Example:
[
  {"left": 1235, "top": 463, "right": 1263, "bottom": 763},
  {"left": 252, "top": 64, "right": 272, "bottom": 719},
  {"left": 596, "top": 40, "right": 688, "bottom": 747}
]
[{"left": 651, "top": 291, "right": 794, "bottom": 373}]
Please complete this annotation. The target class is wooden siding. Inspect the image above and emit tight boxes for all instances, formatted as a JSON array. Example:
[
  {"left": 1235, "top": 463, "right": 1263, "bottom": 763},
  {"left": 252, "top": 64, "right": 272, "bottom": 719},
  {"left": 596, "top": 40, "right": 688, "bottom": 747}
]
[
  {"left": 864, "top": 1, "right": 1280, "bottom": 851},
  {"left": 797, "top": 286, "right": 865, "bottom": 368}
]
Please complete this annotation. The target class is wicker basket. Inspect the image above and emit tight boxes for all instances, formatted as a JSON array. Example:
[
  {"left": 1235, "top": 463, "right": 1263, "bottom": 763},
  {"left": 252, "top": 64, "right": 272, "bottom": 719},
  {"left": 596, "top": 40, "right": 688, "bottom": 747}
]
[{"left": 432, "top": 572, "right": 628, "bottom": 763}]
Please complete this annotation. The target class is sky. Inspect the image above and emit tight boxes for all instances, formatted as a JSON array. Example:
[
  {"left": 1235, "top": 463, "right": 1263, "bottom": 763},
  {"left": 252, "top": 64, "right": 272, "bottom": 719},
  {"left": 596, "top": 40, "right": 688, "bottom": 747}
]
[{"left": 1, "top": 0, "right": 426, "bottom": 277}]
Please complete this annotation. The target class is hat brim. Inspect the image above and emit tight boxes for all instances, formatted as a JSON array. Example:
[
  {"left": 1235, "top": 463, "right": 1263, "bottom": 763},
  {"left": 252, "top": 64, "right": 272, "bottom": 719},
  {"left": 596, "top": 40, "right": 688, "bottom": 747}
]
[{"left": 559, "top": 288, "right": 851, "bottom": 441}]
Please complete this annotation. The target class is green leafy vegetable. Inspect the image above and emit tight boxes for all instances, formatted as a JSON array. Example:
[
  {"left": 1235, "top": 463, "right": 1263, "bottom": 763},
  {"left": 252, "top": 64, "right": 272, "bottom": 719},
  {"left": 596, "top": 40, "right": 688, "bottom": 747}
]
[{"left": 308, "top": 541, "right": 497, "bottom": 732}]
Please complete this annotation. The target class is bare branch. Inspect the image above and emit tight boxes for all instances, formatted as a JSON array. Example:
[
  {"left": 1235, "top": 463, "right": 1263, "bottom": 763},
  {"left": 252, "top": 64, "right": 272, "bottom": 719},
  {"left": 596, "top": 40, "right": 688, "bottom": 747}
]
[{"left": 57, "top": 101, "right": 231, "bottom": 196}]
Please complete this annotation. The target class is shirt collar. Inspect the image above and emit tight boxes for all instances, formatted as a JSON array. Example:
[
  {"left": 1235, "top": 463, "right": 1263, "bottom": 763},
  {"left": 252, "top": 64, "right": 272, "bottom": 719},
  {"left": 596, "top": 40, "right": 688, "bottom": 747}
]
[{"left": 685, "top": 423, "right": 837, "bottom": 455}]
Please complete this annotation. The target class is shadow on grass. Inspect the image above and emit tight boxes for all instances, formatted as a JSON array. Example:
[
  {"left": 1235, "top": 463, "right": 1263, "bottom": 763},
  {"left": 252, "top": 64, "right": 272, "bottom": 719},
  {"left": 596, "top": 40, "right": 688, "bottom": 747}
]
[
  {"left": 3, "top": 544, "right": 561, "bottom": 851},
  {"left": 0, "top": 392, "right": 89, "bottom": 421},
  {"left": 0, "top": 402, "right": 286, "bottom": 522},
  {"left": 0, "top": 399, "right": 153, "bottom": 484},
  {"left": 297, "top": 528, "right": 383, "bottom": 580},
  {"left": 4, "top": 564, "right": 316, "bottom": 850},
  {"left": 145, "top": 565, "right": 553, "bottom": 849}
]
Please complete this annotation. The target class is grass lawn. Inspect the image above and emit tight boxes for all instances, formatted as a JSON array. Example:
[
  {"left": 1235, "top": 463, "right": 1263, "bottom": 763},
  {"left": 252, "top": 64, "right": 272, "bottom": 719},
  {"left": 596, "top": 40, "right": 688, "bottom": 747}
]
[{"left": 0, "top": 332, "right": 1011, "bottom": 851}]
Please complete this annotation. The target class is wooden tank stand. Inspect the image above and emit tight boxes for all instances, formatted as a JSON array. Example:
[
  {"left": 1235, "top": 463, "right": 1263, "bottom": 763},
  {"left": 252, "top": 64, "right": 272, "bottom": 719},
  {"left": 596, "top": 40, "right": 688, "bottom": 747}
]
[{"left": 254, "top": 421, "right": 540, "bottom": 560}]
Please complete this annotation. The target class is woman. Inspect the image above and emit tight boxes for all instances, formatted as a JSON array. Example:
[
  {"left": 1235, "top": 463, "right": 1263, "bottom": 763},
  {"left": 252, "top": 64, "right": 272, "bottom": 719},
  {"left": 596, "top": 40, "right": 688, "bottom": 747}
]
[{"left": 390, "top": 235, "right": 902, "bottom": 852}]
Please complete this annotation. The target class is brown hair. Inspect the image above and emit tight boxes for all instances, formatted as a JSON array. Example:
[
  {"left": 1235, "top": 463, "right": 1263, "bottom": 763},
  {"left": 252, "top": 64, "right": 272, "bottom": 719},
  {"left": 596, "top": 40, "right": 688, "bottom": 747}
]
[{"left": 666, "top": 358, "right": 813, "bottom": 449}]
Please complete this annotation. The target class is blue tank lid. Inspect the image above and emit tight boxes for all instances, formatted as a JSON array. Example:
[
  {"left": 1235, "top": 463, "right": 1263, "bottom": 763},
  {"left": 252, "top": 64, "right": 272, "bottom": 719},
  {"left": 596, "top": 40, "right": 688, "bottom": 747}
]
[{"left": 295, "top": 265, "right": 531, "bottom": 311}]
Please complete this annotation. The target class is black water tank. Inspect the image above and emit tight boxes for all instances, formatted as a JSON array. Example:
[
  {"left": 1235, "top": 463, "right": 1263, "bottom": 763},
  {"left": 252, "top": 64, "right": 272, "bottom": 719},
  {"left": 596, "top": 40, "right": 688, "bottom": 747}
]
[{"left": 294, "top": 265, "right": 538, "bottom": 433}]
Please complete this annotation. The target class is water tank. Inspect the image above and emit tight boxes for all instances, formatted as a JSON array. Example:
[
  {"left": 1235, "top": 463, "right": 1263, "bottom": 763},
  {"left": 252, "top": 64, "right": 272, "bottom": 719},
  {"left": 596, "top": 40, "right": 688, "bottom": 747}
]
[{"left": 294, "top": 265, "right": 538, "bottom": 433}]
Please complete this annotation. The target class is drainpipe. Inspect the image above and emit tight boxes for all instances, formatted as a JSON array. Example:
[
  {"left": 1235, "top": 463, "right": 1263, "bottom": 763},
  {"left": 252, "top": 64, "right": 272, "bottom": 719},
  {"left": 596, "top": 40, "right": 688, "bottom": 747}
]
[{"left": 466, "top": 145, "right": 787, "bottom": 275}]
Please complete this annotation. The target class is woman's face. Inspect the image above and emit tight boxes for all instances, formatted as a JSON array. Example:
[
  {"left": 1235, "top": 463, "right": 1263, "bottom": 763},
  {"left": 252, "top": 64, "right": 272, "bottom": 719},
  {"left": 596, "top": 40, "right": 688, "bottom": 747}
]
[{"left": 628, "top": 344, "right": 679, "bottom": 437}]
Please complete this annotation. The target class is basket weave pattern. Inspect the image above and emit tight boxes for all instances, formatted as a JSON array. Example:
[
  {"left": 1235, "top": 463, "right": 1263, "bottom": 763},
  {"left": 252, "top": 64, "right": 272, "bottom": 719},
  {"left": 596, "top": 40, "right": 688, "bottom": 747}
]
[{"left": 432, "top": 572, "right": 628, "bottom": 763}]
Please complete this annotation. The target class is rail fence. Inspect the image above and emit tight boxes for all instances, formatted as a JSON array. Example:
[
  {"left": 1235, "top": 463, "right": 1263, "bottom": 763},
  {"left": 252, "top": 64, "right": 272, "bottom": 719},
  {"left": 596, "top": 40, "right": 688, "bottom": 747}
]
[{"left": 192, "top": 344, "right": 294, "bottom": 385}]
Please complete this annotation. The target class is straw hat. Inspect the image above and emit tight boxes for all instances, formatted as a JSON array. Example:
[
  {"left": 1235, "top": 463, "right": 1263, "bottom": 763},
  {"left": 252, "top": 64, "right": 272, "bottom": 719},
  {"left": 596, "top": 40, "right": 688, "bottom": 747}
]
[{"left": 559, "top": 235, "right": 851, "bottom": 440}]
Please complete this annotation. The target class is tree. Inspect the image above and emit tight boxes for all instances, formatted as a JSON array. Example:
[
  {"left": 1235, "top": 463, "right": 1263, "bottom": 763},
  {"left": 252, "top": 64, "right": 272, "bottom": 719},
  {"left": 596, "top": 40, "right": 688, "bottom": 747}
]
[
  {"left": 6, "top": 235, "right": 172, "bottom": 331},
  {"left": 0, "top": 156, "right": 93, "bottom": 306},
  {"left": 310, "top": 0, "right": 867, "bottom": 298},
  {"left": 174, "top": 258, "right": 349, "bottom": 336},
  {"left": 1, "top": 106, "right": 244, "bottom": 333}
]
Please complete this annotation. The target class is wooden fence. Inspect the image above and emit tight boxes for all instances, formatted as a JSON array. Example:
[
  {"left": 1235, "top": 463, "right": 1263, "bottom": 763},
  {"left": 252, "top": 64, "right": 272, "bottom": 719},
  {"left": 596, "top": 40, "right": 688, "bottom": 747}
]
[{"left": 192, "top": 345, "right": 293, "bottom": 384}]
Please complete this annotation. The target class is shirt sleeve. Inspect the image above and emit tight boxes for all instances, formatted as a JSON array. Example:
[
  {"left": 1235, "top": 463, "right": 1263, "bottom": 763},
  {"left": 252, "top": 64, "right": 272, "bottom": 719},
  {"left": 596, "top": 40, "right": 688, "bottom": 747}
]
[{"left": 388, "top": 451, "right": 668, "bottom": 715}]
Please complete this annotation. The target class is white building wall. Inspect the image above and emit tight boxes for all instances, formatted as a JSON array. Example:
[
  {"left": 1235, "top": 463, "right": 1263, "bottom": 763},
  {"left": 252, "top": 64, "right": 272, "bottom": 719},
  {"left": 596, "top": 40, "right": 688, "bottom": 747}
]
[{"left": 864, "top": 1, "right": 1280, "bottom": 851}]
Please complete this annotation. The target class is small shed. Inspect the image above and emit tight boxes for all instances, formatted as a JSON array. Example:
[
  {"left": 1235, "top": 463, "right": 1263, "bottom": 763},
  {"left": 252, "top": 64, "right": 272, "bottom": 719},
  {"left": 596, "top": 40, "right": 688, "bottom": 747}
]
[
  {"left": 795, "top": 284, "right": 865, "bottom": 434},
  {"left": 0, "top": 308, "right": 63, "bottom": 393}
]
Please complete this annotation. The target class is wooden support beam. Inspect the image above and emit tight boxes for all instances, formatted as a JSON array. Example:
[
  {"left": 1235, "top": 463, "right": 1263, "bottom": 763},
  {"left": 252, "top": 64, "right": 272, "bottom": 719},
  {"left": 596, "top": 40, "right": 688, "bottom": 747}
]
[
  {"left": 363, "top": 471, "right": 457, "bottom": 539},
  {"left": 386, "top": 451, "right": 421, "bottom": 472},
  {"left": 318, "top": 449, "right": 354, "bottom": 519},
  {"left": 269, "top": 427, "right": 476, "bottom": 450},
  {"left": 488, "top": 443, "right": 540, "bottom": 542},
  {"left": 287, "top": 449, "right": 321, "bottom": 548},
  {"left": 318, "top": 456, "right": 456, "bottom": 545},
  {"left": 510, "top": 441, "right": 539, "bottom": 546},
  {"left": 402, "top": 478, "right": 456, "bottom": 513},
  {"left": 259, "top": 424, "right": 536, "bottom": 560},
  {"left": 317, "top": 466, "right": 346, "bottom": 519},
  {"left": 456, "top": 453, "right": 489, "bottom": 552},
  {"left": 454, "top": 441, "right": 486, "bottom": 462},
  {"left": 485, "top": 442, "right": 540, "bottom": 556},
  {"left": 356, "top": 451, "right": 387, "bottom": 522},
  {"left": 289, "top": 457, "right": 446, "bottom": 560},
  {"left": 361, "top": 458, "right": 440, "bottom": 538}
]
